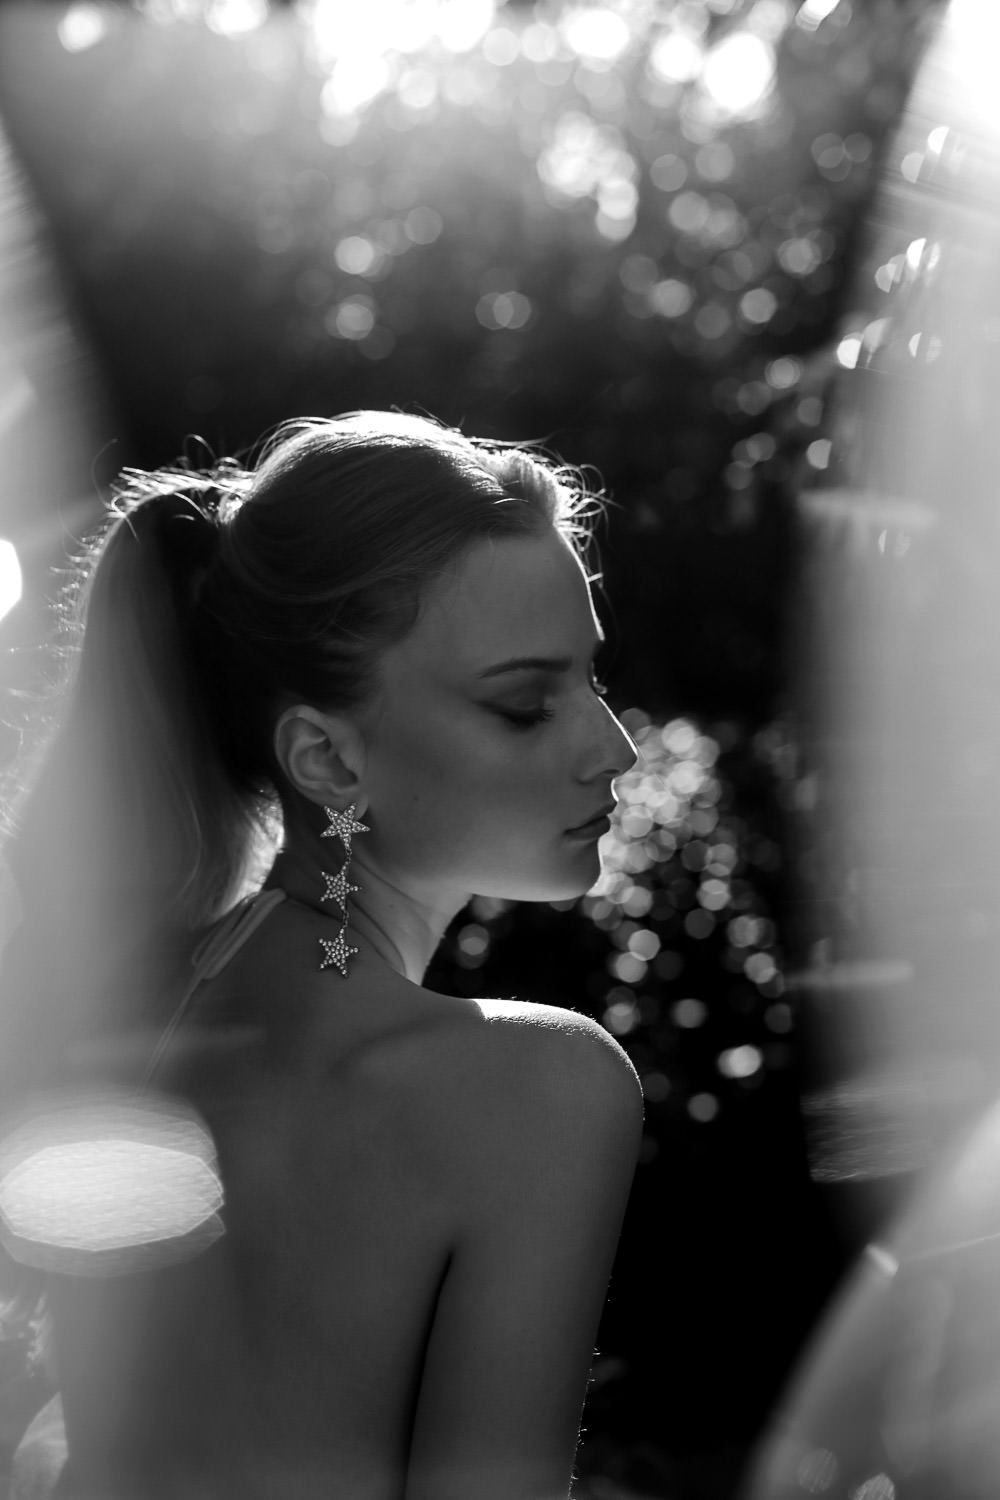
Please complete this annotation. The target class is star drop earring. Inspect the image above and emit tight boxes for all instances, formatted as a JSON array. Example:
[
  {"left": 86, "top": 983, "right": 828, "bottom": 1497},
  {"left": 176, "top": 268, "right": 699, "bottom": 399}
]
[{"left": 317, "top": 803, "right": 370, "bottom": 977}]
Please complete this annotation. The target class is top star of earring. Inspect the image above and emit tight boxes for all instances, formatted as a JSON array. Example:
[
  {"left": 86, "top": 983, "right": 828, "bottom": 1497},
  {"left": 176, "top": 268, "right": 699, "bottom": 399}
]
[{"left": 321, "top": 804, "right": 370, "bottom": 851}]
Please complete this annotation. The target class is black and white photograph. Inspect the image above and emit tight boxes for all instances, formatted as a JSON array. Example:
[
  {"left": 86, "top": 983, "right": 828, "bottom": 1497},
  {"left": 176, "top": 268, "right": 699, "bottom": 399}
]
[{"left": 1, "top": 1, "right": 997, "bottom": 1495}]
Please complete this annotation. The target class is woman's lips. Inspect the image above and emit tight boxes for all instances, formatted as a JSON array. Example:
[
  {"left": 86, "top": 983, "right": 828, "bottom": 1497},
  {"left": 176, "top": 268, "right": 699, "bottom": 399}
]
[{"left": 565, "top": 804, "right": 616, "bottom": 836}]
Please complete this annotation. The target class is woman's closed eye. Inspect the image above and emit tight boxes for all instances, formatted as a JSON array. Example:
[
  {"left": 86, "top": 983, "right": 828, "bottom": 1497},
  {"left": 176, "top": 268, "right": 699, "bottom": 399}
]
[
  {"left": 493, "top": 671, "right": 608, "bottom": 730},
  {"left": 495, "top": 703, "right": 556, "bottom": 730}
]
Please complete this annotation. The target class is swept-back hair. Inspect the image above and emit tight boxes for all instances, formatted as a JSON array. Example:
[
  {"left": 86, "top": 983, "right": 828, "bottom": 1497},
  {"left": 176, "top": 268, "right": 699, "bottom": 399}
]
[{"left": 0, "top": 411, "right": 598, "bottom": 1092}]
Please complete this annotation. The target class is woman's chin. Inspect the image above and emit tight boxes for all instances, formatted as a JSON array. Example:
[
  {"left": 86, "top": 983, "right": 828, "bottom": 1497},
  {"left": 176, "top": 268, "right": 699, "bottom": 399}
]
[
  {"left": 469, "top": 842, "right": 606, "bottom": 905},
  {"left": 536, "top": 855, "right": 605, "bottom": 903}
]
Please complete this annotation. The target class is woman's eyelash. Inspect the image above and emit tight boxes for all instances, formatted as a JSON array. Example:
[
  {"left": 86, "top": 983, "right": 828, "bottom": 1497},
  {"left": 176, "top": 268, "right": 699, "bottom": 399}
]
[
  {"left": 500, "top": 707, "right": 556, "bottom": 729},
  {"left": 499, "top": 676, "right": 607, "bottom": 729}
]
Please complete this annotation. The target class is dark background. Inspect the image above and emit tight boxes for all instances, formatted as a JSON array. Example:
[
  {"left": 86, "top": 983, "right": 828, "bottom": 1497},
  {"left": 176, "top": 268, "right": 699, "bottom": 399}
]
[{"left": 0, "top": 1, "right": 957, "bottom": 1493}]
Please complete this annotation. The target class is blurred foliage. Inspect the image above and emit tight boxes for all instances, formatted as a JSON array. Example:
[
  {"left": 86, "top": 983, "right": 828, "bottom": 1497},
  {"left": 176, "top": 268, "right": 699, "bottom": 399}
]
[{"left": 0, "top": 0, "right": 942, "bottom": 722}]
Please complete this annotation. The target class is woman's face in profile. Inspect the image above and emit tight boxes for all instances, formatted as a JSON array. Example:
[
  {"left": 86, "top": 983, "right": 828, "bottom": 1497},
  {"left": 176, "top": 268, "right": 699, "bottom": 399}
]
[{"left": 357, "top": 526, "right": 638, "bottom": 905}]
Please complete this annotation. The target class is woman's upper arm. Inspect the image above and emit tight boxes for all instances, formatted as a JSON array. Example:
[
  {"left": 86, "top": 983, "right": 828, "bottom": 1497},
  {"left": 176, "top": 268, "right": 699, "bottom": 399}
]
[{"left": 404, "top": 1009, "right": 643, "bottom": 1500}]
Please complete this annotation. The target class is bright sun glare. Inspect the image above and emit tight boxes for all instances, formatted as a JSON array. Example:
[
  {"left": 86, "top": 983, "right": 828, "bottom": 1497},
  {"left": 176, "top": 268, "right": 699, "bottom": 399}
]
[
  {"left": 940, "top": 0, "right": 1000, "bottom": 129},
  {"left": 0, "top": 540, "right": 22, "bottom": 624},
  {"left": 701, "top": 31, "right": 775, "bottom": 118}
]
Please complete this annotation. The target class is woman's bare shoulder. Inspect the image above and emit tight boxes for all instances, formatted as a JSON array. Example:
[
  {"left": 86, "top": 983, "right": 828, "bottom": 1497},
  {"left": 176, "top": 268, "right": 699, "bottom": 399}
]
[
  {"left": 362, "top": 986, "right": 637, "bottom": 1072},
  {"left": 357, "top": 991, "right": 643, "bottom": 1154},
  {"left": 476, "top": 996, "right": 642, "bottom": 1102},
  {"left": 486, "top": 999, "right": 643, "bottom": 1135}
]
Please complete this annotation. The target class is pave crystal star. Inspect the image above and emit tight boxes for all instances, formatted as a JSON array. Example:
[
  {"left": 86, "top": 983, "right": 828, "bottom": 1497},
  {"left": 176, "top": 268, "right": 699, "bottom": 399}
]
[
  {"left": 322, "top": 866, "right": 360, "bottom": 911},
  {"left": 319, "top": 928, "right": 359, "bottom": 977},
  {"left": 321, "top": 804, "right": 370, "bottom": 851}
]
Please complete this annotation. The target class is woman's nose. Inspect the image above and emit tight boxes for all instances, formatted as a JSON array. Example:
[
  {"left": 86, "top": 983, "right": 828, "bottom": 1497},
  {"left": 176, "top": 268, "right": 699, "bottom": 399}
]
[
  {"left": 585, "top": 697, "right": 638, "bottom": 781},
  {"left": 608, "top": 704, "right": 639, "bottom": 778}
]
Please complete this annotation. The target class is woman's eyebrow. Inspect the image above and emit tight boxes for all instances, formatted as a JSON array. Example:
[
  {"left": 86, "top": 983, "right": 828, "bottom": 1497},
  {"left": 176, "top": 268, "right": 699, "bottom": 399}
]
[
  {"left": 477, "top": 655, "right": 573, "bottom": 679},
  {"left": 476, "top": 634, "right": 606, "bottom": 679}
]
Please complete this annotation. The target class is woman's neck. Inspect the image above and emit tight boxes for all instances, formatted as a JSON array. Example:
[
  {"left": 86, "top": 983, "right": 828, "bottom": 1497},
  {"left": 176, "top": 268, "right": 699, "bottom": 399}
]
[{"left": 265, "top": 845, "right": 464, "bottom": 986}]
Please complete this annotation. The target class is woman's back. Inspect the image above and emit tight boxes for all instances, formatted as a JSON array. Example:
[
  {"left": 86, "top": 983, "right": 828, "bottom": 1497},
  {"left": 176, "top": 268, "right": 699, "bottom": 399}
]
[{"left": 50, "top": 896, "right": 640, "bottom": 1500}]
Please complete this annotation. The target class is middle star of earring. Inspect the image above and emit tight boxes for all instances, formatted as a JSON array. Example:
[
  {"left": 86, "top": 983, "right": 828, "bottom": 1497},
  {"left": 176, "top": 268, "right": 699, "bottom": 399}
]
[{"left": 318, "top": 803, "right": 369, "bottom": 977}]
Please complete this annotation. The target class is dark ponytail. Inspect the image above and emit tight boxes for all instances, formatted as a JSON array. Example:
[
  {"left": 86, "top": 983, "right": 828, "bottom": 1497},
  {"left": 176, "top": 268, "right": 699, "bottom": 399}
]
[{"left": 0, "top": 465, "right": 274, "bottom": 1099}]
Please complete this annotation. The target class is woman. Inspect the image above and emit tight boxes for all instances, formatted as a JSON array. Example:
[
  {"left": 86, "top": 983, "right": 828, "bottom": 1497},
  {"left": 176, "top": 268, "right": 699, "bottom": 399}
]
[{"left": 0, "top": 410, "right": 642, "bottom": 1498}]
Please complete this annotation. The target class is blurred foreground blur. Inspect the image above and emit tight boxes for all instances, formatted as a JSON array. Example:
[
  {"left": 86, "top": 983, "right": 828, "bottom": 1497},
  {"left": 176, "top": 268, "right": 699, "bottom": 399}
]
[{"left": 746, "top": 1, "right": 1000, "bottom": 1493}]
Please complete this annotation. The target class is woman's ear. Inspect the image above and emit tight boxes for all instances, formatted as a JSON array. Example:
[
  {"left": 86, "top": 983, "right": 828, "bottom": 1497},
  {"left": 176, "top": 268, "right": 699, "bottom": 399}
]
[{"left": 272, "top": 706, "right": 367, "bottom": 811}]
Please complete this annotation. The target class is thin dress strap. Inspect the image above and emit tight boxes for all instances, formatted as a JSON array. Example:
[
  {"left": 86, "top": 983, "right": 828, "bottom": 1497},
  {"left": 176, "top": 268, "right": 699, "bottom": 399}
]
[{"left": 140, "top": 887, "right": 287, "bottom": 1091}]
